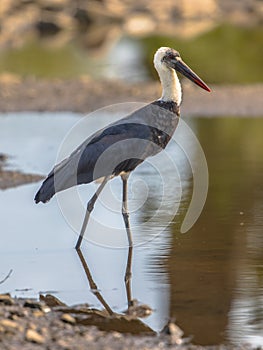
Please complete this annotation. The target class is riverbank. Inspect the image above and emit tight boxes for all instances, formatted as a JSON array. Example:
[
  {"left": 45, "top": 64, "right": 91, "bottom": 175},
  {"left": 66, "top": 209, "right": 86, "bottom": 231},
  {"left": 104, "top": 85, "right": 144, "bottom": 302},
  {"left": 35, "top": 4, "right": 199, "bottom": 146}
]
[
  {"left": 0, "top": 293, "right": 254, "bottom": 350},
  {"left": 0, "top": 75, "right": 262, "bottom": 116}
]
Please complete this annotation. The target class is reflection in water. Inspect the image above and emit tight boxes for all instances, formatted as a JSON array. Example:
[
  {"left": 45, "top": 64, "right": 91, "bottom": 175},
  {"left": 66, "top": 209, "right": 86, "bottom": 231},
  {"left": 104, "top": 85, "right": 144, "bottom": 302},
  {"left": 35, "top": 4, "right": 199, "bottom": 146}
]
[
  {"left": 77, "top": 248, "right": 114, "bottom": 316},
  {"left": 165, "top": 118, "right": 263, "bottom": 346},
  {"left": 228, "top": 199, "right": 263, "bottom": 346},
  {"left": 76, "top": 247, "right": 154, "bottom": 331},
  {"left": 0, "top": 114, "right": 263, "bottom": 345}
]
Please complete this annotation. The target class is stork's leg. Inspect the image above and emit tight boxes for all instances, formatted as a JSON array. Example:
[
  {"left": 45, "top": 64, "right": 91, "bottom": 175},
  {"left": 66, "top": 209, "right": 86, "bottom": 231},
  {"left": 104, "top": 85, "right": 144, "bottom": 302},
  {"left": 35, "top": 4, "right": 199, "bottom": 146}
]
[
  {"left": 121, "top": 173, "right": 133, "bottom": 307},
  {"left": 125, "top": 245, "right": 133, "bottom": 308},
  {"left": 75, "top": 176, "right": 110, "bottom": 250},
  {"left": 121, "top": 173, "right": 132, "bottom": 246}
]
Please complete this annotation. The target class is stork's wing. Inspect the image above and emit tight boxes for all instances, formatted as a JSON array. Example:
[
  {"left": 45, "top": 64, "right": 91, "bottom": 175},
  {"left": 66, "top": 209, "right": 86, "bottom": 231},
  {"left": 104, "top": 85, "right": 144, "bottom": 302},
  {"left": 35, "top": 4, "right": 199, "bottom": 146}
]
[
  {"left": 77, "top": 122, "right": 154, "bottom": 181},
  {"left": 35, "top": 102, "right": 177, "bottom": 203}
]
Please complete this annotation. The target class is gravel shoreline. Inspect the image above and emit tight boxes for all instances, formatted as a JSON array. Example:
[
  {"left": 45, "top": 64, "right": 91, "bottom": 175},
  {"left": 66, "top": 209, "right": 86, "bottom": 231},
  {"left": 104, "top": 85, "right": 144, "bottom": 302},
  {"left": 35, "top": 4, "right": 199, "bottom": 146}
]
[{"left": 0, "top": 293, "right": 253, "bottom": 350}]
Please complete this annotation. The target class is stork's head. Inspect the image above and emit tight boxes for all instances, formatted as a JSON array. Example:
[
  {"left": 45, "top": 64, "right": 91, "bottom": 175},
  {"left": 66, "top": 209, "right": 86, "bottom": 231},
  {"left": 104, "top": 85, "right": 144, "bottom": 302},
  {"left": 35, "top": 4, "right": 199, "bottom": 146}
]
[{"left": 154, "top": 47, "right": 211, "bottom": 92}]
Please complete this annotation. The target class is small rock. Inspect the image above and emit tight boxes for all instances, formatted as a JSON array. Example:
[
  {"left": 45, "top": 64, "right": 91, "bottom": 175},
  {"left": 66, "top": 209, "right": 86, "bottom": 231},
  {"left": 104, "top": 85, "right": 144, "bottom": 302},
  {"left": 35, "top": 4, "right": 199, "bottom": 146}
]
[
  {"left": 0, "top": 294, "right": 14, "bottom": 305},
  {"left": 25, "top": 329, "right": 45, "bottom": 344},
  {"left": 24, "top": 300, "right": 43, "bottom": 310},
  {"left": 112, "top": 331, "right": 122, "bottom": 339},
  {"left": 33, "top": 310, "right": 45, "bottom": 318},
  {"left": 57, "top": 339, "right": 70, "bottom": 347},
  {"left": 24, "top": 299, "right": 50, "bottom": 313},
  {"left": 161, "top": 319, "right": 184, "bottom": 345},
  {"left": 0, "top": 319, "right": 23, "bottom": 333},
  {"left": 41, "top": 326, "right": 49, "bottom": 338},
  {"left": 0, "top": 319, "right": 19, "bottom": 330},
  {"left": 162, "top": 320, "right": 183, "bottom": 336},
  {"left": 10, "top": 314, "right": 19, "bottom": 321},
  {"left": 83, "top": 333, "right": 94, "bottom": 342},
  {"left": 42, "top": 305, "right": 51, "bottom": 313},
  {"left": 125, "top": 300, "right": 153, "bottom": 318},
  {"left": 27, "top": 322, "right": 37, "bottom": 331},
  {"left": 40, "top": 293, "right": 67, "bottom": 307},
  {"left": 61, "top": 313, "right": 76, "bottom": 325}
]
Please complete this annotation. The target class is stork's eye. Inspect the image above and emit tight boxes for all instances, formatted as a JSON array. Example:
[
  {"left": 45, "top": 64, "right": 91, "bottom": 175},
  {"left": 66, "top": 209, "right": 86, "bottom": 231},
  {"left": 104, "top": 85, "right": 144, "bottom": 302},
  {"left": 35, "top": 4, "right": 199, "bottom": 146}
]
[
  {"left": 165, "top": 50, "right": 180, "bottom": 60},
  {"left": 167, "top": 52, "right": 174, "bottom": 58}
]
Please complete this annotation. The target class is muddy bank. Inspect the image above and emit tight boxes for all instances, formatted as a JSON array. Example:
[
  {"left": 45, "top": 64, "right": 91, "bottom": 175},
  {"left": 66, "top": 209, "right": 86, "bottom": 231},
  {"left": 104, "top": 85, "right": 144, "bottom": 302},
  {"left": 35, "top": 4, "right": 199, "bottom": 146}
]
[
  {"left": 0, "top": 293, "right": 252, "bottom": 350},
  {"left": 0, "top": 153, "right": 43, "bottom": 190},
  {"left": 0, "top": 170, "right": 43, "bottom": 190},
  {"left": 0, "top": 75, "right": 262, "bottom": 117}
]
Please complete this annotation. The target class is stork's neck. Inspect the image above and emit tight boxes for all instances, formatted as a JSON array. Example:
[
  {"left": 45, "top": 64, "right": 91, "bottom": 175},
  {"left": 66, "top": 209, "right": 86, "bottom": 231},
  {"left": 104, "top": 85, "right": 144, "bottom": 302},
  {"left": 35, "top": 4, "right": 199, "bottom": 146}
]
[{"left": 158, "top": 69, "right": 182, "bottom": 106}]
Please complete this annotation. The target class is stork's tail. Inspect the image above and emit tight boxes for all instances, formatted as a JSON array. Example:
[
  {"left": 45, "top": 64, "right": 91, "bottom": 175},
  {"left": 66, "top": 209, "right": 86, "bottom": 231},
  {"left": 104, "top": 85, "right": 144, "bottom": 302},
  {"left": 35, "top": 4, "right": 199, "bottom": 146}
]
[{"left": 34, "top": 174, "right": 55, "bottom": 204}]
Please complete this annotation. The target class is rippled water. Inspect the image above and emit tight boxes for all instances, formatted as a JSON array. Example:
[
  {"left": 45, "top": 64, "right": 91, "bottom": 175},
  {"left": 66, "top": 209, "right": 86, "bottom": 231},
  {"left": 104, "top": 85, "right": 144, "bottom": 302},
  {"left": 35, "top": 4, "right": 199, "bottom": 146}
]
[{"left": 0, "top": 112, "right": 263, "bottom": 346}]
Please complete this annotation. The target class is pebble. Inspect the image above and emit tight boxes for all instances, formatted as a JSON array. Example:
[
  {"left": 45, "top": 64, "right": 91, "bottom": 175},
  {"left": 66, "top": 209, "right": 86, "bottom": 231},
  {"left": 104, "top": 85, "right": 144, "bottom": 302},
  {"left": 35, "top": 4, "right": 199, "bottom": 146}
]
[
  {"left": 161, "top": 320, "right": 184, "bottom": 345},
  {"left": 40, "top": 294, "right": 67, "bottom": 307},
  {"left": 112, "top": 331, "right": 122, "bottom": 339},
  {"left": 0, "top": 319, "right": 19, "bottom": 330},
  {"left": 25, "top": 329, "right": 45, "bottom": 344},
  {"left": 0, "top": 294, "right": 14, "bottom": 306},
  {"left": 57, "top": 338, "right": 70, "bottom": 348},
  {"left": 61, "top": 313, "right": 76, "bottom": 325},
  {"left": 32, "top": 310, "right": 45, "bottom": 318},
  {"left": 24, "top": 300, "right": 51, "bottom": 313},
  {"left": 0, "top": 318, "right": 24, "bottom": 334},
  {"left": 27, "top": 322, "right": 37, "bottom": 330},
  {"left": 24, "top": 300, "right": 43, "bottom": 310},
  {"left": 10, "top": 314, "right": 19, "bottom": 321}
]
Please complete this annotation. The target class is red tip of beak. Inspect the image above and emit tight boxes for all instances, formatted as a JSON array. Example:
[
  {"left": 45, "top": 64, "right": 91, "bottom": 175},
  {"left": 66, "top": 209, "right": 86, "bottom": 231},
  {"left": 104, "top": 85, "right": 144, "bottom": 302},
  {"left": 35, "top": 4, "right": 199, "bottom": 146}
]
[{"left": 194, "top": 78, "right": 211, "bottom": 92}]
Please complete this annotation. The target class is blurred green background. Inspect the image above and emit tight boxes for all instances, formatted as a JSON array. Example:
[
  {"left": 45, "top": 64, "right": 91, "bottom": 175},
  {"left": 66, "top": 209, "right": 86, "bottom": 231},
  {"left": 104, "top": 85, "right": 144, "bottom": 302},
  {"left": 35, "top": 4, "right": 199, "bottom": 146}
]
[{"left": 0, "top": 0, "right": 262, "bottom": 84}]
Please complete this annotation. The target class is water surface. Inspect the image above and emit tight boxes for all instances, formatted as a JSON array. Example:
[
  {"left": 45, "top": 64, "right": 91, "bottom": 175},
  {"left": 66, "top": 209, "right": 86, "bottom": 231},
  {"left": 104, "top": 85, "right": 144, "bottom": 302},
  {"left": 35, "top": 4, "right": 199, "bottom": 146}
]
[{"left": 0, "top": 113, "right": 263, "bottom": 346}]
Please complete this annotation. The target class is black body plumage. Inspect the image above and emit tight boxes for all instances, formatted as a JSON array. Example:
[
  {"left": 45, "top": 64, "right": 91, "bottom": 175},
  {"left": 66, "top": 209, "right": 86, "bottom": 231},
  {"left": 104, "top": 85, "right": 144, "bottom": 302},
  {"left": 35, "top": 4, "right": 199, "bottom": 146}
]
[{"left": 34, "top": 100, "right": 179, "bottom": 204}]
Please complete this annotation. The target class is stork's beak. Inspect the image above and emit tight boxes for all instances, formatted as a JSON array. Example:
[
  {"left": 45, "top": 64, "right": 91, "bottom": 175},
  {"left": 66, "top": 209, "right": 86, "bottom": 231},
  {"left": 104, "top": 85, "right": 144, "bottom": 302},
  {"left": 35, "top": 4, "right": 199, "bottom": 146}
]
[{"left": 172, "top": 58, "right": 211, "bottom": 92}]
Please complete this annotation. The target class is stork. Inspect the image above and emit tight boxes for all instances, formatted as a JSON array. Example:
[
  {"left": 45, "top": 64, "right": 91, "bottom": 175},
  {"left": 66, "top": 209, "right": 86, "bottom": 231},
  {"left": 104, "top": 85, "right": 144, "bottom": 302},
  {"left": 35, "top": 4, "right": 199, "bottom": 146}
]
[{"left": 35, "top": 47, "right": 211, "bottom": 250}]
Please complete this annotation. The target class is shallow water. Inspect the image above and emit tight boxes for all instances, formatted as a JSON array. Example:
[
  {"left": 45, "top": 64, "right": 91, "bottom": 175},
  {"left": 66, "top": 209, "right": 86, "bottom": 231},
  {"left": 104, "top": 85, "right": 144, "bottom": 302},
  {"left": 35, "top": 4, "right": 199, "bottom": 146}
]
[{"left": 0, "top": 112, "right": 263, "bottom": 346}]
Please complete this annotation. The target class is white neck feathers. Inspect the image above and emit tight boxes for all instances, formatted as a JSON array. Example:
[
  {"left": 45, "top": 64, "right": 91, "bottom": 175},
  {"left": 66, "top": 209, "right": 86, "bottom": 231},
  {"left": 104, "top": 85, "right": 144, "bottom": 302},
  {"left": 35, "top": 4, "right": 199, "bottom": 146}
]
[
  {"left": 158, "top": 69, "right": 182, "bottom": 105},
  {"left": 153, "top": 47, "right": 182, "bottom": 105}
]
